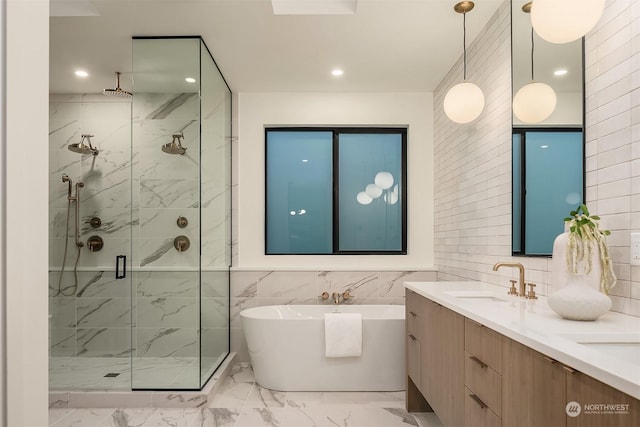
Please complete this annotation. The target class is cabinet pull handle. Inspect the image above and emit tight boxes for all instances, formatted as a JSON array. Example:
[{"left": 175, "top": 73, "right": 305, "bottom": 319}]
[
  {"left": 409, "top": 311, "right": 417, "bottom": 317},
  {"left": 543, "top": 356, "right": 556, "bottom": 365},
  {"left": 470, "top": 355, "right": 487, "bottom": 368},
  {"left": 408, "top": 334, "right": 417, "bottom": 341},
  {"left": 470, "top": 394, "right": 487, "bottom": 409},
  {"left": 562, "top": 365, "right": 576, "bottom": 374}
]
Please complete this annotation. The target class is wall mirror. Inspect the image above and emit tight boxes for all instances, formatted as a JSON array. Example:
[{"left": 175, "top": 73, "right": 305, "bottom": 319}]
[{"left": 511, "top": 0, "right": 585, "bottom": 256}]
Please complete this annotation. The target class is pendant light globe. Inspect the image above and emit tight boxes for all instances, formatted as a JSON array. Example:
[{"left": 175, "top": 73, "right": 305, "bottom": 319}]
[
  {"left": 513, "top": 81, "right": 557, "bottom": 124},
  {"left": 444, "top": 1, "right": 485, "bottom": 124},
  {"left": 444, "top": 82, "right": 485, "bottom": 124},
  {"left": 531, "top": 0, "right": 606, "bottom": 44}
]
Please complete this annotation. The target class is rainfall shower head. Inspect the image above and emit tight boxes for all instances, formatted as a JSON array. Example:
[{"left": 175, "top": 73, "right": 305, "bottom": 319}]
[
  {"left": 103, "top": 72, "right": 132, "bottom": 98},
  {"left": 162, "top": 133, "right": 187, "bottom": 155},
  {"left": 68, "top": 134, "right": 99, "bottom": 156}
]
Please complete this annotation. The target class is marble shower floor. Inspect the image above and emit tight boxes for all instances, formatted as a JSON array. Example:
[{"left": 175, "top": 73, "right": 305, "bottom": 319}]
[
  {"left": 49, "top": 363, "right": 443, "bottom": 427},
  {"left": 50, "top": 356, "right": 222, "bottom": 390}
]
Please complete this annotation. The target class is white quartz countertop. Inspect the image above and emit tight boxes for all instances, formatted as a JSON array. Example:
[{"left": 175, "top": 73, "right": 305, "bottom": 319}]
[{"left": 404, "top": 281, "right": 640, "bottom": 400}]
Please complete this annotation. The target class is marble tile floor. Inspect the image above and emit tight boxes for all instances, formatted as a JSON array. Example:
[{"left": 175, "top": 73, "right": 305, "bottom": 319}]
[
  {"left": 49, "top": 363, "right": 443, "bottom": 427},
  {"left": 50, "top": 356, "right": 222, "bottom": 390}
]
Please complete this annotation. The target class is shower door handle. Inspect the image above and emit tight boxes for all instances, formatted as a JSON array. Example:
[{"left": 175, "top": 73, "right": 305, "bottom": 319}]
[{"left": 115, "top": 255, "right": 126, "bottom": 279}]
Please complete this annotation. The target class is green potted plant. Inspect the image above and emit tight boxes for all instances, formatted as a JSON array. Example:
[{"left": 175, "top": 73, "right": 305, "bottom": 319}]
[
  {"left": 564, "top": 204, "right": 616, "bottom": 295},
  {"left": 548, "top": 204, "right": 616, "bottom": 320}
]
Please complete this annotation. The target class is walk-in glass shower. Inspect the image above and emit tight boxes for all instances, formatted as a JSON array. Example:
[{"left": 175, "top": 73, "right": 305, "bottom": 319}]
[{"left": 49, "top": 37, "right": 231, "bottom": 390}]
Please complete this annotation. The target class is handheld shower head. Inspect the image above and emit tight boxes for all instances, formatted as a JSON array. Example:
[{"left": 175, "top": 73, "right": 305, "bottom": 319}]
[
  {"left": 103, "top": 72, "right": 132, "bottom": 98},
  {"left": 62, "top": 174, "right": 72, "bottom": 198}
]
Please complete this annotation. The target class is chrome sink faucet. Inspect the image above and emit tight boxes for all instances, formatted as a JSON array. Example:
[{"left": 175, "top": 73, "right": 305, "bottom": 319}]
[{"left": 492, "top": 262, "right": 526, "bottom": 297}]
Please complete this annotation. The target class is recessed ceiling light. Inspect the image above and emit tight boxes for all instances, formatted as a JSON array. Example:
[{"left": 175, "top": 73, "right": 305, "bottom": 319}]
[
  {"left": 331, "top": 69, "right": 344, "bottom": 77},
  {"left": 74, "top": 70, "right": 89, "bottom": 78},
  {"left": 185, "top": 77, "right": 196, "bottom": 83},
  {"left": 553, "top": 69, "right": 568, "bottom": 77},
  {"left": 540, "top": 145, "right": 549, "bottom": 149}
]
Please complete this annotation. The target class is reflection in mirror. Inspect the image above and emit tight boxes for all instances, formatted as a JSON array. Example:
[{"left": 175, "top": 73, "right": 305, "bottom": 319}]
[
  {"left": 512, "top": 1, "right": 583, "bottom": 126},
  {"left": 511, "top": 0, "right": 585, "bottom": 256}
]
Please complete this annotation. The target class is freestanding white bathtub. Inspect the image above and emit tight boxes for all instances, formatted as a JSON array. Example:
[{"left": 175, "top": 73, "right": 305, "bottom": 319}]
[{"left": 240, "top": 304, "right": 405, "bottom": 391}]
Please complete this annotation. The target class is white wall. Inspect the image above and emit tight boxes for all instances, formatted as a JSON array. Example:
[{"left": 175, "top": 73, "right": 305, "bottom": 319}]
[
  {"left": 236, "top": 92, "right": 434, "bottom": 269},
  {"left": 5, "top": 0, "right": 49, "bottom": 425}
]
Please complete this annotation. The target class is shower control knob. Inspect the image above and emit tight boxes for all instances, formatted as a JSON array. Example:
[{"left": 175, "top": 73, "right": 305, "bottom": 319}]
[
  {"left": 176, "top": 216, "right": 189, "bottom": 228},
  {"left": 89, "top": 217, "right": 102, "bottom": 228},
  {"left": 87, "top": 236, "right": 104, "bottom": 252},
  {"left": 174, "top": 235, "right": 191, "bottom": 252}
]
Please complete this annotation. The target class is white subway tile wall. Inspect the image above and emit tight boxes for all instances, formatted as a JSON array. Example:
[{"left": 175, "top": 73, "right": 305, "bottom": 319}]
[
  {"left": 433, "top": 0, "right": 639, "bottom": 316},
  {"left": 586, "top": 0, "right": 639, "bottom": 315}
]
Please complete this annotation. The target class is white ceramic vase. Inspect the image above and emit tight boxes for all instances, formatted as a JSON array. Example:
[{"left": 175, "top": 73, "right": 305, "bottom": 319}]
[
  {"left": 551, "top": 231, "right": 602, "bottom": 292},
  {"left": 547, "top": 274, "right": 612, "bottom": 321}
]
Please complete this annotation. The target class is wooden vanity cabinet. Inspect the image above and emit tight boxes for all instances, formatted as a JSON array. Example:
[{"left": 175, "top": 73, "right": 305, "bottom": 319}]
[
  {"left": 406, "top": 290, "right": 464, "bottom": 426},
  {"left": 406, "top": 289, "right": 640, "bottom": 427},
  {"left": 566, "top": 369, "right": 640, "bottom": 427},
  {"left": 502, "top": 337, "right": 567, "bottom": 427},
  {"left": 406, "top": 289, "right": 427, "bottom": 412},
  {"left": 502, "top": 336, "right": 640, "bottom": 427},
  {"left": 464, "top": 319, "right": 502, "bottom": 426}
]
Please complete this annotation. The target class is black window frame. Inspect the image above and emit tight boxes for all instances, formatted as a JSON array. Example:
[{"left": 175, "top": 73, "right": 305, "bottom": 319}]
[
  {"left": 265, "top": 126, "right": 408, "bottom": 255},
  {"left": 512, "top": 127, "right": 585, "bottom": 256}
]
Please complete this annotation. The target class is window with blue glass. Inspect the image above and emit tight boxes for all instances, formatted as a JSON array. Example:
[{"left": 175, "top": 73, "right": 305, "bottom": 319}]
[
  {"left": 512, "top": 129, "right": 584, "bottom": 256},
  {"left": 265, "top": 128, "right": 407, "bottom": 255}
]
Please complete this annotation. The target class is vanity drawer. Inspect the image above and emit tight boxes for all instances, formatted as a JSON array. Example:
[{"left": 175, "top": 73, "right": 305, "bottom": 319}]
[
  {"left": 407, "top": 332, "right": 421, "bottom": 390},
  {"left": 465, "top": 351, "right": 502, "bottom": 417},
  {"left": 406, "top": 290, "right": 425, "bottom": 340},
  {"left": 465, "top": 318, "right": 502, "bottom": 373},
  {"left": 465, "top": 387, "right": 501, "bottom": 427},
  {"left": 406, "top": 289, "right": 426, "bottom": 318},
  {"left": 407, "top": 309, "right": 423, "bottom": 340}
]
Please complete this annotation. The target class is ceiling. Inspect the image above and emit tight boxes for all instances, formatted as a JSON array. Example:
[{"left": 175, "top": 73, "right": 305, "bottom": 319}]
[{"left": 49, "top": 0, "right": 508, "bottom": 94}]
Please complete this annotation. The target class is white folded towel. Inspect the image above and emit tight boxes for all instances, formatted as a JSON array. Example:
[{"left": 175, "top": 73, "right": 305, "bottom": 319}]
[{"left": 324, "top": 312, "right": 362, "bottom": 357}]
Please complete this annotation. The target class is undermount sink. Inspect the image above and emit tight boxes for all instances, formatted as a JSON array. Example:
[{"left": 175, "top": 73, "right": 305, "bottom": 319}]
[
  {"left": 444, "top": 290, "right": 510, "bottom": 303},
  {"left": 558, "top": 332, "right": 640, "bottom": 366}
]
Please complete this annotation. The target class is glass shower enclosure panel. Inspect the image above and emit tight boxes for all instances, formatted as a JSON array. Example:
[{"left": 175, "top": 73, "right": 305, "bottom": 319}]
[
  {"left": 199, "top": 41, "right": 232, "bottom": 386},
  {"left": 131, "top": 37, "right": 231, "bottom": 390},
  {"left": 49, "top": 93, "right": 133, "bottom": 390}
]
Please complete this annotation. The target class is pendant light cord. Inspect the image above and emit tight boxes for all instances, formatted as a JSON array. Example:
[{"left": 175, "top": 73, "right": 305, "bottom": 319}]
[
  {"left": 530, "top": 27, "right": 535, "bottom": 81},
  {"left": 463, "top": 11, "right": 467, "bottom": 80}
]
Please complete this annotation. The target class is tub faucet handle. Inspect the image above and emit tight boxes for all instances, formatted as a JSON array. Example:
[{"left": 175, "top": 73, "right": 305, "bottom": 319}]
[
  {"left": 320, "top": 291, "right": 330, "bottom": 301},
  {"left": 342, "top": 291, "right": 352, "bottom": 300}
]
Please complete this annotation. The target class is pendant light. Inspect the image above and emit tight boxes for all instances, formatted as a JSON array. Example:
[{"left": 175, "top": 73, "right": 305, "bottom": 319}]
[
  {"left": 513, "top": 2, "right": 557, "bottom": 124},
  {"left": 444, "top": 1, "right": 485, "bottom": 124},
  {"left": 531, "top": 0, "right": 605, "bottom": 44}
]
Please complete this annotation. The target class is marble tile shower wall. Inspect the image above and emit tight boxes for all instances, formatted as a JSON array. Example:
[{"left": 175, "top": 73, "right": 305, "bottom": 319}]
[
  {"left": 229, "top": 270, "right": 437, "bottom": 362},
  {"left": 433, "top": 0, "right": 639, "bottom": 316},
  {"left": 49, "top": 94, "right": 134, "bottom": 358},
  {"left": 49, "top": 93, "right": 229, "bottom": 361}
]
